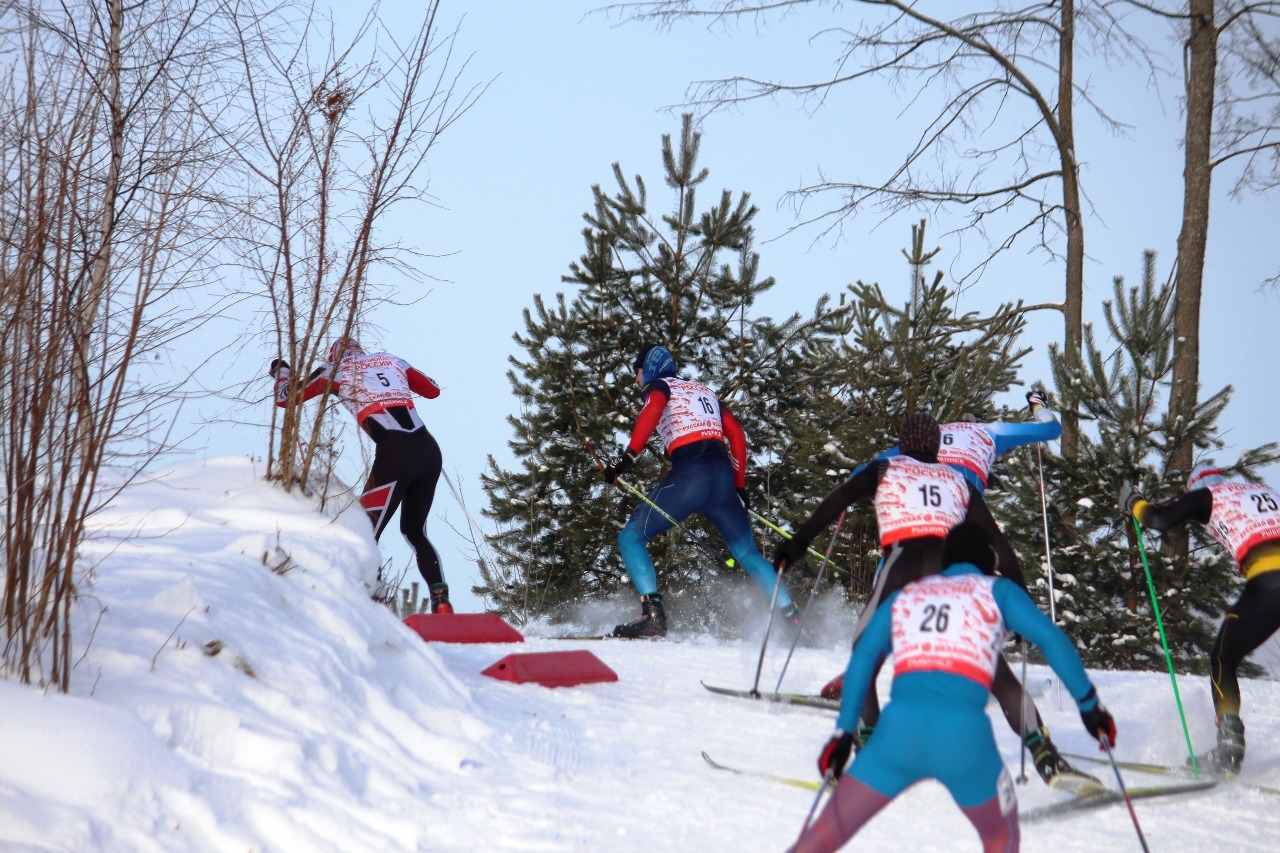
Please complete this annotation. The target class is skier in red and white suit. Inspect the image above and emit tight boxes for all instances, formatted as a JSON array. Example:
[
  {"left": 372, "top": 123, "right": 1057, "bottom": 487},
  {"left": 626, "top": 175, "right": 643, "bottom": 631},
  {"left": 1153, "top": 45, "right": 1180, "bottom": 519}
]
[{"left": 271, "top": 338, "right": 452, "bottom": 613}]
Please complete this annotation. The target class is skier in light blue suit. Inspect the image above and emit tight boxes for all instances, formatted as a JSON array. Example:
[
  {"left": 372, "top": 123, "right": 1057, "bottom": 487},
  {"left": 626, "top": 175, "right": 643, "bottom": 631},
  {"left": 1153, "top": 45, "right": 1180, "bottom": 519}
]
[{"left": 790, "top": 522, "right": 1115, "bottom": 853}]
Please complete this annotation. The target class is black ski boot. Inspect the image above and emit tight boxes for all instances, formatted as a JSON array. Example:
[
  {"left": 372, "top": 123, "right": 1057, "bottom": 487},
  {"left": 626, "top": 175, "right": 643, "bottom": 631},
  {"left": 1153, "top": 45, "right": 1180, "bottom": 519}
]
[
  {"left": 1025, "top": 726, "right": 1103, "bottom": 793},
  {"left": 1190, "top": 713, "right": 1245, "bottom": 777},
  {"left": 429, "top": 583, "right": 453, "bottom": 614},
  {"left": 612, "top": 595, "right": 667, "bottom": 639}
]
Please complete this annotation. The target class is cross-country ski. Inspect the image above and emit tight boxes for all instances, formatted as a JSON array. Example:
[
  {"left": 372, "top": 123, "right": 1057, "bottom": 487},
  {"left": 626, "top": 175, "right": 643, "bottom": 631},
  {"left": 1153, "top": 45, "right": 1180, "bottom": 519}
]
[{"left": 701, "top": 681, "right": 841, "bottom": 712}]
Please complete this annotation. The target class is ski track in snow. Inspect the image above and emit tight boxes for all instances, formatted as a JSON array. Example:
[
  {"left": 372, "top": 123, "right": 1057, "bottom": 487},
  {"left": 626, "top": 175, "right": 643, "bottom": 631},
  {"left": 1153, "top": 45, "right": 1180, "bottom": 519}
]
[{"left": 0, "top": 457, "right": 1278, "bottom": 852}]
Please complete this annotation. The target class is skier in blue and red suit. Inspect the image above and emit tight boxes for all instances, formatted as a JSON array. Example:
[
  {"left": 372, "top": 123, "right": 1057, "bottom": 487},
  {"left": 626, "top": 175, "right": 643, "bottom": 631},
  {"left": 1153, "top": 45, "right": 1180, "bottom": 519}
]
[
  {"left": 815, "top": 392, "right": 1083, "bottom": 786},
  {"left": 789, "top": 521, "right": 1116, "bottom": 853},
  {"left": 602, "top": 344, "right": 799, "bottom": 638},
  {"left": 271, "top": 337, "right": 452, "bottom": 613}
]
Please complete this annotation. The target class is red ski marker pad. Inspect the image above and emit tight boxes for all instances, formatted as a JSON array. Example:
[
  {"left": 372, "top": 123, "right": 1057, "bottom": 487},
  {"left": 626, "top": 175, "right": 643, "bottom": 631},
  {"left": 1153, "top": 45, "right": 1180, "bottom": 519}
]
[
  {"left": 404, "top": 613, "right": 524, "bottom": 644},
  {"left": 480, "top": 650, "right": 618, "bottom": 688}
]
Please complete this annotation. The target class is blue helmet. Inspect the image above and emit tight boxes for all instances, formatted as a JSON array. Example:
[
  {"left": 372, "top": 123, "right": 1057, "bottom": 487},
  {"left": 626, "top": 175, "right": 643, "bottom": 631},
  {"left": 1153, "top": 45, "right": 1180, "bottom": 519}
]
[{"left": 634, "top": 344, "right": 677, "bottom": 387}]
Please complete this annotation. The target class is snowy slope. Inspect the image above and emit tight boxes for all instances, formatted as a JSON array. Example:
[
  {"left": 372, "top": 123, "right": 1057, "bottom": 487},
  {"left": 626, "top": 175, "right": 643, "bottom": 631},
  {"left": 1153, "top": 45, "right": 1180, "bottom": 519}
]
[{"left": 1, "top": 457, "right": 1278, "bottom": 852}]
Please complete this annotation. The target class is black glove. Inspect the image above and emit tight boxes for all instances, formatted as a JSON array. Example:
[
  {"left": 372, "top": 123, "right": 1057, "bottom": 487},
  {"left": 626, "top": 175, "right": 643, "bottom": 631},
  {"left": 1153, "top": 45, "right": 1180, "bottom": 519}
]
[
  {"left": 1025, "top": 389, "right": 1049, "bottom": 411},
  {"left": 1118, "top": 481, "right": 1146, "bottom": 516},
  {"left": 1080, "top": 704, "right": 1117, "bottom": 749},
  {"left": 817, "top": 729, "right": 855, "bottom": 779},
  {"left": 602, "top": 449, "right": 637, "bottom": 484},
  {"left": 772, "top": 535, "right": 809, "bottom": 573},
  {"left": 736, "top": 486, "right": 751, "bottom": 513},
  {"left": 269, "top": 358, "right": 290, "bottom": 379}
]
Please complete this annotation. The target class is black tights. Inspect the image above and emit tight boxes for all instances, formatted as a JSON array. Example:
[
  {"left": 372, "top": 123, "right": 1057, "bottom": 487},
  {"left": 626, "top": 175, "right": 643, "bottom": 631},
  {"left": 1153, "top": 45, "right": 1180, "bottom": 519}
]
[
  {"left": 1210, "top": 571, "right": 1280, "bottom": 717},
  {"left": 361, "top": 425, "right": 444, "bottom": 588}
]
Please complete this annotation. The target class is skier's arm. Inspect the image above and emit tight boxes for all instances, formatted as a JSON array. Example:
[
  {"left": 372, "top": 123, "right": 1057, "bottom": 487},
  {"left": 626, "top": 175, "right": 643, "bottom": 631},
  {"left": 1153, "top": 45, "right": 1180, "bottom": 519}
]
[
  {"left": 1132, "top": 489, "right": 1212, "bottom": 532},
  {"left": 962, "top": 488, "right": 1030, "bottom": 593},
  {"left": 835, "top": 599, "right": 894, "bottom": 732},
  {"left": 407, "top": 367, "right": 440, "bottom": 399},
  {"left": 986, "top": 417, "right": 1062, "bottom": 457},
  {"left": 774, "top": 463, "right": 881, "bottom": 570},
  {"left": 720, "top": 403, "right": 748, "bottom": 488},
  {"left": 624, "top": 381, "right": 670, "bottom": 455},
  {"left": 793, "top": 463, "right": 883, "bottom": 545},
  {"left": 995, "top": 579, "right": 1098, "bottom": 711},
  {"left": 274, "top": 363, "right": 336, "bottom": 408}
]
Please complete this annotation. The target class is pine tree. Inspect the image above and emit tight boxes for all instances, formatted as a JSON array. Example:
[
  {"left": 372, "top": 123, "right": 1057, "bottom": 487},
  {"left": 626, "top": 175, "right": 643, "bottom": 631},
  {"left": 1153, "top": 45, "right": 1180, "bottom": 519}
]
[
  {"left": 478, "top": 115, "right": 833, "bottom": 625},
  {"left": 773, "top": 221, "right": 1034, "bottom": 594},
  {"left": 992, "top": 252, "right": 1279, "bottom": 672}
]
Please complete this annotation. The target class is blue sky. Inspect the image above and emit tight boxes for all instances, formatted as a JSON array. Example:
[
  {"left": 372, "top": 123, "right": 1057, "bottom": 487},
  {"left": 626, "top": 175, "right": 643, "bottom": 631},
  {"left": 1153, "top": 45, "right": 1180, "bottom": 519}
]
[{"left": 233, "top": 2, "right": 1279, "bottom": 613}]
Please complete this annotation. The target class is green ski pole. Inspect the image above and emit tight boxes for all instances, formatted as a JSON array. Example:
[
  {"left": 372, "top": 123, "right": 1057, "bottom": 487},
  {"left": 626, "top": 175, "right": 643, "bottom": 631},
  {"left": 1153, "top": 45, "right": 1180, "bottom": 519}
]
[{"left": 1132, "top": 516, "right": 1200, "bottom": 777}]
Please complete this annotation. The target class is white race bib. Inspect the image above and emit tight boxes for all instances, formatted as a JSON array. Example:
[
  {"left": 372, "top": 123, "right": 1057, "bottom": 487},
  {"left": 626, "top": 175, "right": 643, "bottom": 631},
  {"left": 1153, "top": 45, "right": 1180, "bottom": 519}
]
[
  {"left": 655, "top": 378, "right": 725, "bottom": 453},
  {"left": 875, "top": 458, "right": 969, "bottom": 545},
  {"left": 891, "top": 573, "right": 1006, "bottom": 689},
  {"left": 1205, "top": 482, "right": 1280, "bottom": 567}
]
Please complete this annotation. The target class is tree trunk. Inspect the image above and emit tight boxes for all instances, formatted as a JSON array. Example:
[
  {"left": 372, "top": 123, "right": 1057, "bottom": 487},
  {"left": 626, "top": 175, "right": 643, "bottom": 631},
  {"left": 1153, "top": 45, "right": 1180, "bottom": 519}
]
[
  {"left": 76, "top": 0, "right": 124, "bottom": 455},
  {"left": 1166, "top": 0, "right": 1217, "bottom": 561},
  {"left": 1170, "top": 0, "right": 1216, "bottom": 479},
  {"left": 1059, "top": 0, "right": 1084, "bottom": 460}
]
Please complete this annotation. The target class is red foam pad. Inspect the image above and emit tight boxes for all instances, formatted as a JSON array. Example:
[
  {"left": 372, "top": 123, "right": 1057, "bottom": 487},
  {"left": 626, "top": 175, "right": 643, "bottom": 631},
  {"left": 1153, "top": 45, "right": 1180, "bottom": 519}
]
[
  {"left": 481, "top": 650, "right": 618, "bottom": 688},
  {"left": 404, "top": 613, "right": 524, "bottom": 644}
]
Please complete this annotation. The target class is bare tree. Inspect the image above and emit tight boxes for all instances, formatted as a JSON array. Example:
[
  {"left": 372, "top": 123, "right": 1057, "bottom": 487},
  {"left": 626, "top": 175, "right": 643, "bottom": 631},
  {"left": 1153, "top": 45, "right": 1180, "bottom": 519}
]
[
  {"left": 226, "top": 1, "right": 486, "bottom": 493},
  {"left": 0, "top": 0, "right": 236, "bottom": 689},
  {"left": 1126, "top": 0, "right": 1280, "bottom": 561},
  {"left": 609, "top": 0, "right": 1163, "bottom": 458}
]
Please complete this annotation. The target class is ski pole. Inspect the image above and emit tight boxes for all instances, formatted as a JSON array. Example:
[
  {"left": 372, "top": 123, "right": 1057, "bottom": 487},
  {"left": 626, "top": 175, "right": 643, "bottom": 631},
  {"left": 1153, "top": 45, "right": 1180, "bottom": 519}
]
[
  {"left": 1017, "top": 637, "right": 1030, "bottom": 784},
  {"left": 750, "top": 509, "right": 873, "bottom": 594},
  {"left": 1033, "top": 443, "right": 1063, "bottom": 709},
  {"left": 1100, "top": 737, "right": 1151, "bottom": 853},
  {"left": 750, "top": 564, "right": 785, "bottom": 697},
  {"left": 615, "top": 476, "right": 738, "bottom": 569},
  {"left": 795, "top": 776, "right": 833, "bottom": 847},
  {"left": 774, "top": 511, "right": 848, "bottom": 695},
  {"left": 1132, "top": 516, "right": 1200, "bottom": 777}
]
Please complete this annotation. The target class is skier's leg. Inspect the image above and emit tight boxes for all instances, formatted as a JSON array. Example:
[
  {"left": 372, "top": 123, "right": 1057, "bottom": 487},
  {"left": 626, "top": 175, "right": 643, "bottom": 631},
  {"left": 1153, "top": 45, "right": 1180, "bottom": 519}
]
[
  {"left": 856, "top": 546, "right": 924, "bottom": 728},
  {"left": 991, "top": 655, "right": 1042, "bottom": 737},
  {"left": 788, "top": 777, "right": 894, "bottom": 853},
  {"left": 361, "top": 439, "right": 408, "bottom": 541},
  {"left": 399, "top": 430, "right": 444, "bottom": 590},
  {"left": 699, "top": 463, "right": 795, "bottom": 609},
  {"left": 958, "top": 793, "right": 1020, "bottom": 853},
  {"left": 933, "top": 712, "right": 1019, "bottom": 852},
  {"left": 1210, "top": 571, "right": 1280, "bottom": 717},
  {"left": 617, "top": 470, "right": 697, "bottom": 595}
]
